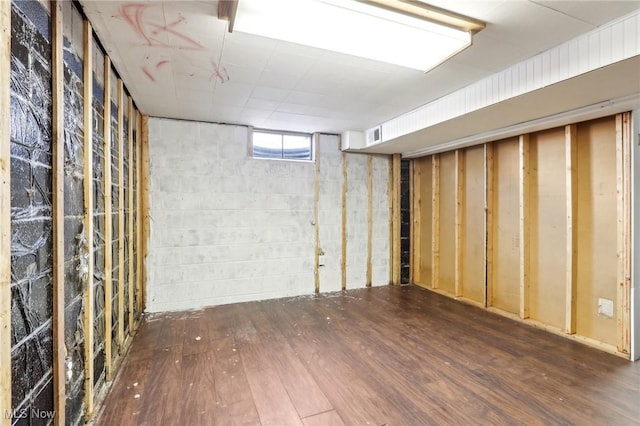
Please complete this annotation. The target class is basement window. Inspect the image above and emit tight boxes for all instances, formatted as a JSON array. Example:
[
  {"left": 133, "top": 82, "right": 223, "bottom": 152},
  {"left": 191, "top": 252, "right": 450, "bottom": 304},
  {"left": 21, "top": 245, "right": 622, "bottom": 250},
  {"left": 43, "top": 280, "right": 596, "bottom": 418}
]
[{"left": 251, "top": 129, "right": 313, "bottom": 161}]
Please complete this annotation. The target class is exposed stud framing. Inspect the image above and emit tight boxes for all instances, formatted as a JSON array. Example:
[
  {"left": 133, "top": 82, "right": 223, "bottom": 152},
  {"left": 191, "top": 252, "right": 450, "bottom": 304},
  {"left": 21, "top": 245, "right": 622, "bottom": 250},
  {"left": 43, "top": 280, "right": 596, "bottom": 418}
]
[
  {"left": 51, "top": 1, "right": 66, "bottom": 423},
  {"left": 392, "top": 154, "right": 401, "bottom": 285},
  {"left": 431, "top": 154, "right": 440, "bottom": 289},
  {"left": 367, "top": 155, "right": 373, "bottom": 287},
  {"left": 485, "top": 143, "right": 494, "bottom": 308},
  {"left": 0, "top": 1, "right": 11, "bottom": 424},
  {"left": 313, "top": 133, "right": 320, "bottom": 293},
  {"left": 616, "top": 113, "right": 631, "bottom": 354},
  {"left": 388, "top": 156, "right": 393, "bottom": 284},
  {"left": 103, "top": 58, "right": 113, "bottom": 379},
  {"left": 519, "top": 134, "right": 530, "bottom": 319},
  {"left": 341, "top": 151, "right": 347, "bottom": 291},
  {"left": 141, "top": 115, "right": 150, "bottom": 308},
  {"left": 127, "top": 97, "right": 134, "bottom": 332},
  {"left": 82, "top": 19, "right": 95, "bottom": 419},
  {"left": 564, "top": 124, "right": 577, "bottom": 334},
  {"left": 454, "top": 150, "right": 464, "bottom": 297},
  {"left": 117, "top": 79, "right": 125, "bottom": 348},
  {"left": 411, "top": 159, "right": 422, "bottom": 284},
  {"left": 136, "top": 111, "right": 143, "bottom": 318}
]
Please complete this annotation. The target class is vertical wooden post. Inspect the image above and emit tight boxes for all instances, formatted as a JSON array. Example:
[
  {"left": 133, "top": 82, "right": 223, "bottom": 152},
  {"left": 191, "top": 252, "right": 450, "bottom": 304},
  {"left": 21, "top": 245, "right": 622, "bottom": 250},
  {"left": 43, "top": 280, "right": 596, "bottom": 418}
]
[
  {"left": 454, "top": 150, "right": 464, "bottom": 297},
  {"left": 409, "top": 160, "right": 414, "bottom": 284},
  {"left": 564, "top": 124, "right": 577, "bottom": 334},
  {"left": 412, "top": 159, "right": 422, "bottom": 284},
  {"left": 519, "top": 135, "right": 530, "bottom": 319},
  {"left": 313, "top": 133, "right": 320, "bottom": 293},
  {"left": 366, "top": 155, "right": 373, "bottom": 287},
  {"left": 51, "top": 1, "right": 66, "bottom": 423},
  {"left": 127, "top": 97, "right": 134, "bottom": 332},
  {"left": 388, "top": 156, "right": 393, "bottom": 284},
  {"left": 391, "top": 154, "right": 401, "bottom": 285},
  {"left": 117, "top": 79, "right": 125, "bottom": 348},
  {"left": 141, "top": 115, "right": 150, "bottom": 308},
  {"left": 82, "top": 19, "right": 95, "bottom": 419},
  {"left": 431, "top": 155, "right": 440, "bottom": 289},
  {"left": 103, "top": 58, "right": 113, "bottom": 379},
  {"left": 136, "top": 111, "right": 143, "bottom": 317},
  {"left": 485, "top": 144, "right": 494, "bottom": 308},
  {"left": 341, "top": 151, "right": 347, "bottom": 290},
  {"left": 0, "top": 2, "right": 11, "bottom": 424},
  {"left": 616, "top": 113, "right": 631, "bottom": 354}
]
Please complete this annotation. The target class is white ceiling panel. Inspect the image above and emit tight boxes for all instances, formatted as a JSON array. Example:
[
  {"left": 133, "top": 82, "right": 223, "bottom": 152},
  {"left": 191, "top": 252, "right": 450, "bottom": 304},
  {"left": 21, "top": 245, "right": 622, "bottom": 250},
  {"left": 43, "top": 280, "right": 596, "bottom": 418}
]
[{"left": 80, "top": 0, "right": 640, "bottom": 135}]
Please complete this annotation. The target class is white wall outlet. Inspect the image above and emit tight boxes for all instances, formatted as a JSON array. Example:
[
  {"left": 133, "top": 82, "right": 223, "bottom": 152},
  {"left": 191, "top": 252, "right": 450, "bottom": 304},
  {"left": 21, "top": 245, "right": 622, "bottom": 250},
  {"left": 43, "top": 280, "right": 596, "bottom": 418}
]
[
  {"left": 319, "top": 250, "right": 325, "bottom": 267},
  {"left": 597, "top": 297, "right": 614, "bottom": 318}
]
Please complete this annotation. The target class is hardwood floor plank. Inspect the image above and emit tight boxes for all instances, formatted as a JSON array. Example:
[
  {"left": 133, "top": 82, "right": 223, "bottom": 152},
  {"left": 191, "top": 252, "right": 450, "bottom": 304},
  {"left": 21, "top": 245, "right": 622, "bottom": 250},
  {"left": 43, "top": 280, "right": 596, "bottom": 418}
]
[
  {"left": 180, "top": 352, "right": 216, "bottom": 425},
  {"left": 301, "top": 410, "right": 345, "bottom": 426},
  {"left": 95, "top": 285, "right": 640, "bottom": 426},
  {"left": 240, "top": 340, "right": 303, "bottom": 426}
]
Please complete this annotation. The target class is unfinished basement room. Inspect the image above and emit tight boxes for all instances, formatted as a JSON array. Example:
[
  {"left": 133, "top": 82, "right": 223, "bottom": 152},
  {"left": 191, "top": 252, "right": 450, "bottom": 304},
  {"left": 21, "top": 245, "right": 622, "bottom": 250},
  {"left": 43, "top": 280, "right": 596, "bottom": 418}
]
[{"left": 2, "top": 0, "right": 640, "bottom": 425}]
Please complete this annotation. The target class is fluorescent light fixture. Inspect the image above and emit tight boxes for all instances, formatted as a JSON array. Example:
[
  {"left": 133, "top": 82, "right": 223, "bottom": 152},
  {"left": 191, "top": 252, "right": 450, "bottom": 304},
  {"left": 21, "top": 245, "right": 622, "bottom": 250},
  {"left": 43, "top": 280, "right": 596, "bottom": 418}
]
[{"left": 233, "top": 0, "right": 480, "bottom": 72}]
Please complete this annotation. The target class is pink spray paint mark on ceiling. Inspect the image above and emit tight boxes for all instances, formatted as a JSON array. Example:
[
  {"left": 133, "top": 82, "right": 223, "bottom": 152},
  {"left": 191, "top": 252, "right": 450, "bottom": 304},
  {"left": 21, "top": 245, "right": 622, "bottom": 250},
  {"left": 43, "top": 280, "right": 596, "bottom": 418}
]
[{"left": 116, "top": 4, "right": 205, "bottom": 50}]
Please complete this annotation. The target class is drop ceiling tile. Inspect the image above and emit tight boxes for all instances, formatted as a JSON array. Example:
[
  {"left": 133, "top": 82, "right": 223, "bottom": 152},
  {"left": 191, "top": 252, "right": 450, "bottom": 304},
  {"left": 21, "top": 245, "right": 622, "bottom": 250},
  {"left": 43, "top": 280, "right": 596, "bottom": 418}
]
[
  {"left": 276, "top": 103, "right": 331, "bottom": 117},
  {"left": 224, "top": 64, "right": 263, "bottom": 85},
  {"left": 245, "top": 98, "right": 280, "bottom": 110},
  {"left": 175, "top": 74, "right": 217, "bottom": 93},
  {"left": 213, "top": 81, "right": 254, "bottom": 107},
  {"left": 250, "top": 86, "right": 290, "bottom": 102},
  {"left": 241, "top": 108, "right": 273, "bottom": 120},
  {"left": 256, "top": 70, "right": 304, "bottom": 90}
]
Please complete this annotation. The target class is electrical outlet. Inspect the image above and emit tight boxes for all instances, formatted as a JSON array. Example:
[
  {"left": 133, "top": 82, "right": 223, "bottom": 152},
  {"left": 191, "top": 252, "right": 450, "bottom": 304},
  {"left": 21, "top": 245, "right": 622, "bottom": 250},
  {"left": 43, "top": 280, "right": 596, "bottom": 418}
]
[
  {"left": 597, "top": 297, "right": 614, "bottom": 318},
  {"left": 319, "top": 250, "right": 325, "bottom": 267}
]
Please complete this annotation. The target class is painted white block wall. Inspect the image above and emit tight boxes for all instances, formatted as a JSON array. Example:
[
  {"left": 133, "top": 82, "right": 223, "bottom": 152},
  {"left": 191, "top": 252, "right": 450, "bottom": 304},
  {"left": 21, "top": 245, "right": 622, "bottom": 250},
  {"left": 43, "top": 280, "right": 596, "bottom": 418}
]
[
  {"left": 372, "top": 155, "right": 391, "bottom": 285},
  {"left": 346, "top": 153, "right": 369, "bottom": 287},
  {"left": 147, "top": 118, "right": 390, "bottom": 312},
  {"left": 318, "top": 135, "right": 343, "bottom": 293}
]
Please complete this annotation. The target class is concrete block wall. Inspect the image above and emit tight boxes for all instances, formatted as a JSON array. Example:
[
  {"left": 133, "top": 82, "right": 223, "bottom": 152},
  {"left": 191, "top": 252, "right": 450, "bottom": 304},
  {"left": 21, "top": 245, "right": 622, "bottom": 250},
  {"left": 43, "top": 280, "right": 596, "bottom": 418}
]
[
  {"left": 147, "top": 118, "right": 391, "bottom": 312},
  {"left": 317, "top": 135, "right": 343, "bottom": 293},
  {"left": 372, "top": 156, "right": 391, "bottom": 284}
]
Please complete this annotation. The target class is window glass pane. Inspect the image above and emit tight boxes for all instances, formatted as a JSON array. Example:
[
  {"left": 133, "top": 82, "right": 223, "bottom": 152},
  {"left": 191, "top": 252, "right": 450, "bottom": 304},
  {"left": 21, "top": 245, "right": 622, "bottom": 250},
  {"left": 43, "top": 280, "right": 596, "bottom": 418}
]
[
  {"left": 253, "top": 132, "right": 282, "bottom": 158},
  {"left": 283, "top": 134, "right": 312, "bottom": 160}
]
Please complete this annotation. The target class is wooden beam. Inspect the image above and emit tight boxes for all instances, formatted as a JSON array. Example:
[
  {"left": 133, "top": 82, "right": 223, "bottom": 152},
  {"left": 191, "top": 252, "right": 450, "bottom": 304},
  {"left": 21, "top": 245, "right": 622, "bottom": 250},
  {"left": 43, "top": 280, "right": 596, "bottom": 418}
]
[
  {"left": 313, "top": 133, "right": 320, "bottom": 293},
  {"left": 454, "top": 150, "right": 464, "bottom": 297},
  {"left": 117, "top": 79, "right": 125, "bottom": 348},
  {"left": 485, "top": 144, "right": 494, "bottom": 308},
  {"left": 0, "top": 1, "right": 11, "bottom": 424},
  {"left": 218, "top": 0, "right": 239, "bottom": 32},
  {"left": 135, "top": 110, "right": 143, "bottom": 318},
  {"left": 431, "top": 155, "right": 440, "bottom": 289},
  {"left": 141, "top": 115, "right": 150, "bottom": 309},
  {"left": 366, "top": 155, "right": 373, "bottom": 287},
  {"left": 103, "top": 58, "right": 113, "bottom": 380},
  {"left": 616, "top": 113, "right": 632, "bottom": 354},
  {"left": 564, "top": 124, "right": 577, "bottom": 334},
  {"left": 82, "top": 19, "right": 95, "bottom": 419},
  {"left": 51, "top": 1, "right": 66, "bottom": 422},
  {"left": 127, "top": 97, "right": 134, "bottom": 332},
  {"left": 412, "top": 159, "right": 422, "bottom": 284},
  {"left": 392, "top": 154, "right": 401, "bottom": 285},
  {"left": 341, "top": 151, "right": 347, "bottom": 290},
  {"left": 519, "top": 134, "right": 530, "bottom": 319},
  {"left": 388, "top": 156, "right": 393, "bottom": 284}
]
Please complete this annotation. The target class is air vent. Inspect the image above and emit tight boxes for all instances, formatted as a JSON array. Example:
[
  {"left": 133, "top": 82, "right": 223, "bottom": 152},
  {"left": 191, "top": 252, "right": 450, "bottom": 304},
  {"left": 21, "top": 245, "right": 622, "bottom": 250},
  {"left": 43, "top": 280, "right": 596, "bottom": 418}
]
[{"left": 366, "top": 126, "right": 382, "bottom": 145}]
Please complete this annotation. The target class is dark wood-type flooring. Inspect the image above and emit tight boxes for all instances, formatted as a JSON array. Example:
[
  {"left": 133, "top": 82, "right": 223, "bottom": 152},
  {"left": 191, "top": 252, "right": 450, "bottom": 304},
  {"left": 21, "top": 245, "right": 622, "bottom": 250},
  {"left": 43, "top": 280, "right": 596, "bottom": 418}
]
[{"left": 94, "top": 285, "right": 640, "bottom": 425}]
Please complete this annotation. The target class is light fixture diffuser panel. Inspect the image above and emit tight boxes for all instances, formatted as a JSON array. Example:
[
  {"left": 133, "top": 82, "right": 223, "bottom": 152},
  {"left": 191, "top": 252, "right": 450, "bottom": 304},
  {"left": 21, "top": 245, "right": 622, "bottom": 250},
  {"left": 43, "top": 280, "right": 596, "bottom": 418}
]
[{"left": 234, "top": 0, "right": 472, "bottom": 71}]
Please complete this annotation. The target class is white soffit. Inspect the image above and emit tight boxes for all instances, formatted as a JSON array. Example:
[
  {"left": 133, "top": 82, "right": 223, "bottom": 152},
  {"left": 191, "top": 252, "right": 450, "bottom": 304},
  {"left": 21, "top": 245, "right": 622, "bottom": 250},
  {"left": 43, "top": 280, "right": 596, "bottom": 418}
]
[{"left": 361, "top": 8, "right": 640, "bottom": 155}]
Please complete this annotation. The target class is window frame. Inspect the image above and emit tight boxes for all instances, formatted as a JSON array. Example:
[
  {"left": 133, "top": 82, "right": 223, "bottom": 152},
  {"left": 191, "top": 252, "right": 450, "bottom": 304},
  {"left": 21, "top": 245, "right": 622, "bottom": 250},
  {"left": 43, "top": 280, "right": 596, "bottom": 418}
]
[{"left": 249, "top": 127, "right": 315, "bottom": 162}]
